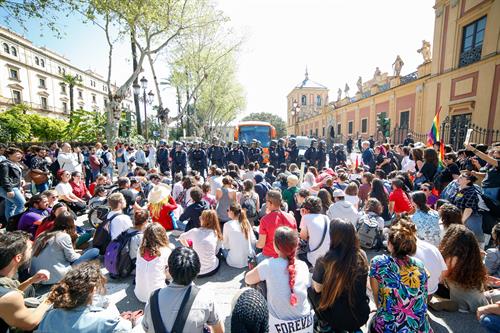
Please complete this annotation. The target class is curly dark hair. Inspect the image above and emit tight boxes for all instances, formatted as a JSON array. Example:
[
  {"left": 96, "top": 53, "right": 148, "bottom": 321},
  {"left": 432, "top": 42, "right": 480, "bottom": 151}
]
[
  {"left": 48, "top": 262, "right": 105, "bottom": 309},
  {"left": 388, "top": 218, "right": 417, "bottom": 258},
  {"left": 439, "top": 224, "right": 487, "bottom": 290},
  {"left": 438, "top": 203, "right": 462, "bottom": 228}
]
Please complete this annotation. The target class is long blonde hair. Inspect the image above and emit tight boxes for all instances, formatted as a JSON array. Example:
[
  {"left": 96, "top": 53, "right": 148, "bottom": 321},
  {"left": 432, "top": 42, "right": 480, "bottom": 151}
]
[{"left": 149, "top": 196, "right": 170, "bottom": 219}]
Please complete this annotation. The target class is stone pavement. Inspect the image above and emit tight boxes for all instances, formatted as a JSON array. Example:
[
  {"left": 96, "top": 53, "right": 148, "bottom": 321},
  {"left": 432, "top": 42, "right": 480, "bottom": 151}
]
[{"left": 76, "top": 216, "right": 485, "bottom": 332}]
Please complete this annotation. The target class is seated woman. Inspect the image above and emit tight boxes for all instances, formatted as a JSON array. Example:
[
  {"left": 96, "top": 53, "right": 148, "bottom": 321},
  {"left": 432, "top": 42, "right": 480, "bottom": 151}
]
[
  {"left": 69, "top": 171, "right": 91, "bottom": 201},
  {"left": 35, "top": 262, "right": 132, "bottom": 332},
  {"left": 179, "top": 210, "right": 222, "bottom": 278},
  {"left": 436, "top": 224, "right": 492, "bottom": 312},
  {"left": 369, "top": 219, "right": 432, "bottom": 333},
  {"left": 223, "top": 202, "right": 256, "bottom": 269},
  {"left": 88, "top": 185, "right": 108, "bottom": 208},
  {"left": 411, "top": 191, "right": 441, "bottom": 247},
  {"left": 485, "top": 224, "right": 500, "bottom": 279},
  {"left": 309, "top": 218, "right": 369, "bottom": 332},
  {"left": 31, "top": 212, "right": 99, "bottom": 285},
  {"left": 245, "top": 226, "right": 312, "bottom": 326},
  {"left": 127, "top": 209, "right": 149, "bottom": 264},
  {"left": 55, "top": 170, "right": 87, "bottom": 216},
  {"left": 147, "top": 184, "right": 177, "bottom": 231},
  {"left": 134, "top": 222, "right": 173, "bottom": 303}
]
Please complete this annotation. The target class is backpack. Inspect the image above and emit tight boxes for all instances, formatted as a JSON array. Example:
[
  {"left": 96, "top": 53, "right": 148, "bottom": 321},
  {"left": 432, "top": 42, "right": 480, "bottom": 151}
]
[
  {"left": 104, "top": 229, "right": 139, "bottom": 278},
  {"left": 101, "top": 151, "right": 110, "bottom": 167},
  {"left": 93, "top": 213, "right": 124, "bottom": 255},
  {"left": 357, "top": 213, "right": 381, "bottom": 250},
  {"left": 241, "top": 194, "right": 257, "bottom": 218}
]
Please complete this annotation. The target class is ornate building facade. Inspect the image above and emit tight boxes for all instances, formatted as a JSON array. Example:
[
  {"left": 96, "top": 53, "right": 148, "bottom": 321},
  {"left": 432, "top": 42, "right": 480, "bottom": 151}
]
[
  {"left": 0, "top": 26, "right": 132, "bottom": 119},
  {"left": 287, "top": 0, "right": 500, "bottom": 147}
]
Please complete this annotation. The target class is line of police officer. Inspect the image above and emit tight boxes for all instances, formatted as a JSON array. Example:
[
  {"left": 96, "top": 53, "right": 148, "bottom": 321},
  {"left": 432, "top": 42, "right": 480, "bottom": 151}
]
[{"left": 154, "top": 136, "right": 346, "bottom": 177}]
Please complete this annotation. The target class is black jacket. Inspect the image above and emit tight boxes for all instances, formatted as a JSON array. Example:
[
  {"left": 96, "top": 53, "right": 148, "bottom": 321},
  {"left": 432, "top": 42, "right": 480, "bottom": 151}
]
[{"left": 0, "top": 160, "right": 22, "bottom": 192}]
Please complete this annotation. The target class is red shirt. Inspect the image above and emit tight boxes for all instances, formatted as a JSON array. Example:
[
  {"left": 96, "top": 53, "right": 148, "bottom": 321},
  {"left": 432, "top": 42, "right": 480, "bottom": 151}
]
[
  {"left": 389, "top": 188, "right": 413, "bottom": 214},
  {"left": 35, "top": 220, "right": 54, "bottom": 239},
  {"left": 70, "top": 181, "right": 89, "bottom": 199},
  {"left": 89, "top": 182, "right": 97, "bottom": 196},
  {"left": 258, "top": 210, "right": 297, "bottom": 257},
  {"left": 148, "top": 196, "right": 178, "bottom": 230}
]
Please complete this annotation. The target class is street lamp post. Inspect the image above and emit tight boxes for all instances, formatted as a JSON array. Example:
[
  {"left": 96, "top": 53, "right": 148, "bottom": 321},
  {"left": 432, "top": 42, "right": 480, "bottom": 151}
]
[
  {"left": 133, "top": 76, "right": 154, "bottom": 140},
  {"left": 291, "top": 100, "right": 301, "bottom": 136}
]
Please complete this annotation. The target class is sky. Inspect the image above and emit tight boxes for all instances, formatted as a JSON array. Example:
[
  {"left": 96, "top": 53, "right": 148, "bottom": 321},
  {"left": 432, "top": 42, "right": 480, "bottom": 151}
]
[{"left": 3, "top": 0, "right": 435, "bottom": 121}]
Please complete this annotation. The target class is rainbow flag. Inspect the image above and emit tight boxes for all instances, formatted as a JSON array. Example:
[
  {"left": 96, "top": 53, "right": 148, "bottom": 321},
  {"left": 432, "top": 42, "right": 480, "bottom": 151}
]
[{"left": 427, "top": 106, "right": 445, "bottom": 195}]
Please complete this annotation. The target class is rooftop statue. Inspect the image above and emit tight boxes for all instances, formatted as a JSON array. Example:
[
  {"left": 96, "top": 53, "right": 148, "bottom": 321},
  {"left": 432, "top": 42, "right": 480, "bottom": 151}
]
[{"left": 417, "top": 40, "right": 432, "bottom": 63}]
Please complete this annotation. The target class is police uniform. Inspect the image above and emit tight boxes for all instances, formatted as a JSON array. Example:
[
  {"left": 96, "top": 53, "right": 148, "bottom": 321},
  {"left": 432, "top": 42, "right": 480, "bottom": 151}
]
[
  {"left": 304, "top": 145, "right": 318, "bottom": 168},
  {"left": 172, "top": 149, "right": 187, "bottom": 176},
  {"left": 191, "top": 147, "right": 207, "bottom": 177},
  {"left": 156, "top": 146, "right": 170, "bottom": 174},
  {"left": 208, "top": 145, "right": 225, "bottom": 168},
  {"left": 227, "top": 148, "right": 245, "bottom": 168},
  {"left": 287, "top": 143, "right": 299, "bottom": 166}
]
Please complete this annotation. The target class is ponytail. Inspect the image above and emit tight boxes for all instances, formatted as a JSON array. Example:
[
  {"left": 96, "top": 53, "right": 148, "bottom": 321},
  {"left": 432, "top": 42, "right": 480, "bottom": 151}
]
[
  {"left": 238, "top": 209, "right": 251, "bottom": 240},
  {"left": 274, "top": 226, "right": 299, "bottom": 306},
  {"left": 287, "top": 251, "right": 298, "bottom": 306}
]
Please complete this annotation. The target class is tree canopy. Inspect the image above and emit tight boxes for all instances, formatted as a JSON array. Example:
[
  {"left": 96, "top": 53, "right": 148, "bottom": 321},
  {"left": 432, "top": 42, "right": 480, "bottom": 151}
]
[{"left": 242, "top": 112, "right": 286, "bottom": 138}]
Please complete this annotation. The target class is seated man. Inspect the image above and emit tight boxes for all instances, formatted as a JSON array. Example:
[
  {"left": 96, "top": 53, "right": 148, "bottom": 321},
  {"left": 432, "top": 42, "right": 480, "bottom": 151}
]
[
  {"left": 142, "top": 247, "right": 224, "bottom": 333},
  {"left": 0, "top": 231, "right": 52, "bottom": 332},
  {"left": 179, "top": 187, "right": 210, "bottom": 232},
  {"left": 17, "top": 195, "right": 50, "bottom": 239}
]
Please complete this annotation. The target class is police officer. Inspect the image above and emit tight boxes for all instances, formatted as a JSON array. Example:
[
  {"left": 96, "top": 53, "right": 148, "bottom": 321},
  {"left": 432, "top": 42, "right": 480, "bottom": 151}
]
[
  {"left": 171, "top": 142, "right": 188, "bottom": 176},
  {"left": 241, "top": 140, "right": 249, "bottom": 164},
  {"left": 346, "top": 136, "right": 353, "bottom": 154},
  {"left": 191, "top": 141, "right": 207, "bottom": 177},
  {"left": 336, "top": 144, "right": 347, "bottom": 166},
  {"left": 369, "top": 135, "right": 375, "bottom": 149},
  {"left": 328, "top": 145, "right": 337, "bottom": 169},
  {"left": 268, "top": 140, "right": 278, "bottom": 167},
  {"left": 156, "top": 140, "right": 170, "bottom": 175},
  {"left": 226, "top": 141, "right": 245, "bottom": 168},
  {"left": 304, "top": 139, "right": 318, "bottom": 168},
  {"left": 208, "top": 139, "right": 225, "bottom": 168},
  {"left": 248, "top": 139, "right": 262, "bottom": 164},
  {"left": 317, "top": 140, "right": 327, "bottom": 170},
  {"left": 286, "top": 137, "right": 299, "bottom": 166},
  {"left": 277, "top": 138, "right": 286, "bottom": 166}
]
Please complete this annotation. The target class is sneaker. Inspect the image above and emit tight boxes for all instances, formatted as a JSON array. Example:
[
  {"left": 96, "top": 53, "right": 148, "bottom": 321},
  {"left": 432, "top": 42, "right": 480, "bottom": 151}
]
[{"left": 428, "top": 298, "right": 459, "bottom": 312}]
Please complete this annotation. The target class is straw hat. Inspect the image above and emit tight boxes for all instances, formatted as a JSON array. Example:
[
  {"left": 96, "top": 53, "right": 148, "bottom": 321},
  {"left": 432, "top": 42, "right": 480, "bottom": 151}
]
[{"left": 147, "top": 183, "right": 171, "bottom": 204}]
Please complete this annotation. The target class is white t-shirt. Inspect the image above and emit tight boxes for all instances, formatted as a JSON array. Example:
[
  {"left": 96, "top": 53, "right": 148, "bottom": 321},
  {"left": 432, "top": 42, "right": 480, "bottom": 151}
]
[
  {"left": 223, "top": 220, "right": 256, "bottom": 268},
  {"left": 414, "top": 239, "right": 447, "bottom": 294},
  {"left": 57, "top": 152, "right": 79, "bottom": 173},
  {"left": 243, "top": 171, "right": 255, "bottom": 181},
  {"left": 257, "top": 257, "right": 311, "bottom": 320},
  {"left": 55, "top": 182, "right": 73, "bottom": 196},
  {"left": 402, "top": 156, "right": 416, "bottom": 173},
  {"left": 107, "top": 211, "right": 133, "bottom": 240},
  {"left": 134, "top": 246, "right": 172, "bottom": 303},
  {"left": 179, "top": 228, "right": 221, "bottom": 275},
  {"left": 172, "top": 181, "right": 183, "bottom": 201},
  {"left": 209, "top": 176, "right": 223, "bottom": 196},
  {"left": 300, "top": 214, "right": 330, "bottom": 267}
]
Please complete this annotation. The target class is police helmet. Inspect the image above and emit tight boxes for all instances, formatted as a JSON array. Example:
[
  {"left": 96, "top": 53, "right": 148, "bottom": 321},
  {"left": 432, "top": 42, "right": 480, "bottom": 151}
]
[
  {"left": 241, "top": 139, "right": 247, "bottom": 145},
  {"left": 159, "top": 140, "right": 166, "bottom": 145},
  {"left": 233, "top": 141, "right": 239, "bottom": 146},
  {"left": 278, "top": 138, "right": 285, "bottom": 144},
  {"left": 289, "top": 137, "right": 296, "bottom": 144}
]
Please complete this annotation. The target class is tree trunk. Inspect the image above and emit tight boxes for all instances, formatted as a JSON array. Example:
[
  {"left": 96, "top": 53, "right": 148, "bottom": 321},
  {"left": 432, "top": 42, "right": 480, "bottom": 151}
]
[
  {"left": 131, "top": 31, "right": 142, "bottom": 135},
  {"left": 69, "top": 84, "right": 74, "bottom": 123},
  {"left": 106, "top": 95, "right": 124, "bottom": 145}
]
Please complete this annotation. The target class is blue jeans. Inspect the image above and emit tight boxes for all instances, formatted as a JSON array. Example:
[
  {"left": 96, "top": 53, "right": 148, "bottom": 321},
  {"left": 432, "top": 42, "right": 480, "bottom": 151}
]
[
  {"left": 35, "top": 182, "right": 49, "bottom": 194},
  {"left": 0, "top": 187, "right": 26, "bottom": 220},
  {"left": 483, "top": 187, "right": 500, "bottom": 204},
  {"left": 465, "top": 213, "right": 484, "bottom": 243},
  {"left": 72, "top": 248, "right": 100, "bottom": 266},
  {"left": 480, "top": 314, "right": 500, "bottom": 333}
]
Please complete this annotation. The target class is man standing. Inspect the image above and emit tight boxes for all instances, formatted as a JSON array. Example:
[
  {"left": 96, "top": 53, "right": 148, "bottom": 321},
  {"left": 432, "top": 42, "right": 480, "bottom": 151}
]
[
  {"left": 115, "top": 143, "right": 129, "bottom": 177},
  {"left": 171, "top": 142, "right": 188, "bottom": 176},
  {"left": 268, "top": 140, "right": 278, "bottom": 167},
  {"left": 240, "top": 140, "right": 249, "bottom": 165},
  {"left": 156, "top": 141, "right": 170, "bottom": 175},
  {"left": 317, "top": 140, "right": 327, "bottom": 170},
  {"left": 208, "top": 139, "right": 225, "bottom": 169},
  {"left": 0, "top": 231, "right": 52, "bottom": 332},
  {"left": 226, "top": 142, "right": 245, "bottom": 169},
  {"left": 403, "top": 133, "right": 415, "bottom": 147},
  {"left": 30, "top": 146, "right": 51, "bottom": 193},
  {"left": 361, "top": 141, "right": 376, "bottom": 173},
  {"left": 100, "top": 145, "right": 114, "bottom": 181},
  {"left": 369, "top": 135, "right": 375, "bottom": 149},
  {"left": 346, "top": 136, "right": 353, "bottom": 154},
  {"left": 286, "top": 138, "right": 298, "bottom": 166},
  {"left": 248, "top": 140, "right": 262, "bottom": 165},
  {"left": 191, "top": 141, "right": 207, "bottom": 178},
  {"left": 304, "top": 139, "right": 318, "bottom": 168}
]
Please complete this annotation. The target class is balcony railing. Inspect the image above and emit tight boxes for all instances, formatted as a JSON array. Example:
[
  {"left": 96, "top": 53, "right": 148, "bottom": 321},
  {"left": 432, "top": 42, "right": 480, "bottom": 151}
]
[
  {"left": 459, "top": 45, "right": 482, "bottom": 68},
  {"left": 400, "top": 71, "right": 418, "bottom": 85}
]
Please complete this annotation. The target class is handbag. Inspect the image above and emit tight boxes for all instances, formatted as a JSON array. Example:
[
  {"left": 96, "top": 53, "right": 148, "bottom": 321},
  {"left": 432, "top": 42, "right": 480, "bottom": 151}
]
[
  {"left": 150, "top": 285, "right": 199, "bottom": 333},
  {"left": 28, "top": 170, "right": 49, "bottom": 185},
  {"left": 297, "top": 215, "right": 329, "bottom": 257}
]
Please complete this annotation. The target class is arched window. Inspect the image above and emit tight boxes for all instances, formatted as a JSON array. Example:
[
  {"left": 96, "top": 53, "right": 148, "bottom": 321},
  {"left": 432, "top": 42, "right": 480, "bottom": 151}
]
[
  {"left": 40, "top": 59, "right": 45, "bottom": 67},
  {"left": 316, "top": 95, "right": 322, "bottom": 106},
  {"left": 10, "top": 46, "right": 17, "bottom": 56},
  {"left": 35, "top": 56, "right": 39, "bottom": 65},
  {"left": 301, "top": 95, "right": 307, "bottom": 106},
  {"left": 3, "top": 43, "right": 9, "bottom": 53}
]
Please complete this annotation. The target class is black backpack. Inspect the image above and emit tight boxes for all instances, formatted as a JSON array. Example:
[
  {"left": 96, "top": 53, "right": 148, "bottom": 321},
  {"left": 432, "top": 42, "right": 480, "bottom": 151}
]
[
  {"left": 101, "top": 151, "right": 110, "bottom": 167},
  {"left": 6, "top": 210, "right": 26, "bottom": 232},
  {"left": 241, "top": 194, "right": 257, "bottom": 218},
  {"left": 93, "top": 213, "right": 124, "bottom": 255}
]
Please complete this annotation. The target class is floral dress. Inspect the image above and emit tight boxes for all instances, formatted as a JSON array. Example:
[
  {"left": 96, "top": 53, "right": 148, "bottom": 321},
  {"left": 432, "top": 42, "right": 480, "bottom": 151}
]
[{"left": 369, "top": 254, "right": 432, "bottom": 333}]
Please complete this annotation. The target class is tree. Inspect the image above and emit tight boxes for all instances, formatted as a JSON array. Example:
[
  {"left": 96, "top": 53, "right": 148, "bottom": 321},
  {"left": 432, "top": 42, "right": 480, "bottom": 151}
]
[
  {"left": 64, "top": 109, "right": 107, "bottom": 142},
  {"left": 0, "top": 105, "right": 32, "bottom": 142},
  {"left": 82, "top": 0, "right": 224, "bottom": 145},
  {"left": 62, "top": 74, "right": 83, "bottom": 118},
  {"left": 242, "top": 112, "right": 286, "bottom": 138},
  {"left": 27, "top": 114, "right": 67, "bottom": 141}
]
